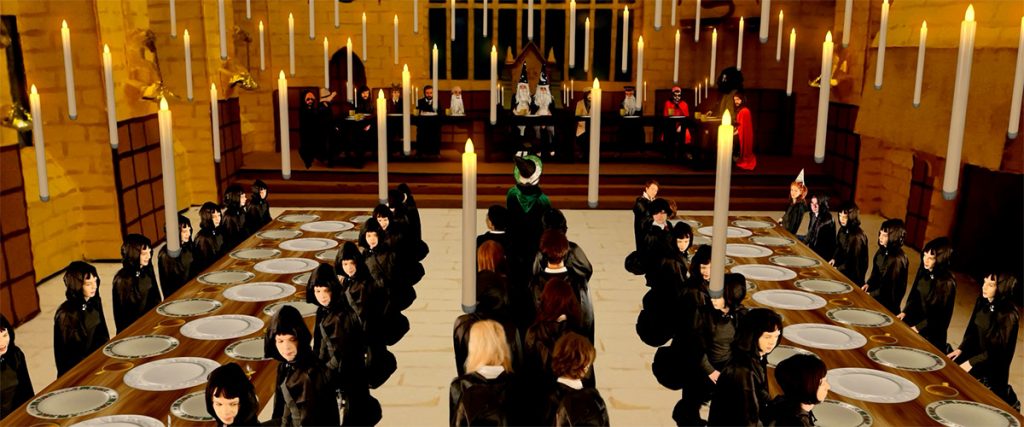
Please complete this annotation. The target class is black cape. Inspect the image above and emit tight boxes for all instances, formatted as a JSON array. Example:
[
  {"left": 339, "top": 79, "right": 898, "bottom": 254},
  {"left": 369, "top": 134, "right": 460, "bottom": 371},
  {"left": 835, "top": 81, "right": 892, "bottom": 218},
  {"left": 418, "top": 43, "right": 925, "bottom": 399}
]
[
  {"left": 112, "top": 265, "right": 161, "bottom": 333},
  {"left": 157, "top": 241, "right": 195, "bottom": 299},
  {"left": 0, "top": 328, "right": 33, "bottom": 419},
  {"left": 902, "top": 268, "right": 956, "bottom": 350},
  {"left": 53, "top": 295, "right": 110, "bottom": 376},
  {"left": 831, "top": 225, "right": 868, "bottom": 284},
  {"left": 865, "top": 246, "right": 909, "bottom": 314}
]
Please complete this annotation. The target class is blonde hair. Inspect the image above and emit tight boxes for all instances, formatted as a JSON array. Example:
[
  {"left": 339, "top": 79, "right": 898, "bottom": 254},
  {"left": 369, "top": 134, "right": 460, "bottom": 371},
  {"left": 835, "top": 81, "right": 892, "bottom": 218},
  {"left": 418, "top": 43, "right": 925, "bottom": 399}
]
[{"left": 465, "top": 319, "right": 512, "bottom": 373}]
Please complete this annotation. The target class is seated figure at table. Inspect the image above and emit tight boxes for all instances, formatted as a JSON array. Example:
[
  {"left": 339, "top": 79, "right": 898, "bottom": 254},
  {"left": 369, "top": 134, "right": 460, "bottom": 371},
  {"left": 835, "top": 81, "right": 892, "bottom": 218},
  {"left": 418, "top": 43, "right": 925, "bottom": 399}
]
[
  {"left": 416, "top": 85, "right": 442, "bottom": 158},
  {"left": 245, "top": 179, "right": 272, "bottom": 234},
  {"left": 662, "top": 86, "right": 692, "bottom": 158},
  {"left": 158, "top": 215, "right": 196, "bottom": 299},
  {"left": 54, "top": 261, "right": 111, "bottom": 376},
  {"left": 347, "top": 85, "right": 374, "bottom": 168},
  {"left": 779, "top": 170, "right": 809, "bottom": 236},
  {"left": 204, "top": 362, "right": 260, "bottom": 427},
  {"left": 449, "top": 86, "right": 465, "bottom": 116},
  {"left": 112, "top": 233, "right": 161, "bottom": 333},
  {"left": 769, "top": 354, "right": 830, "bottom": 427},
  {"left": 829, "top": 201, "right": 869, "bottom": 284},
  {"left": 574, "top": 90, "right": 593, "bottom": 160},
  {"left": 298, "top": 89, "right": 321, "bottom": 169},
  {"left": 1, "top": 315, "right": 33, "bottom": 420},
  {"left": 899, "top": 237, "right": 957, "bottom": 352},
  {"left": 194, "top": 201, "right": 225, "bottom": 273},
  {"left": 221, "top": 184, "right": 249, "bottom": 251},
  {"left": 733, "top": 92, "right": 757, "bottom": 170},
  {"left": 863, "top": 219, "right": 909, "bottom": 315},
  {"left": 265, "top": 305, "right": 340, "bottom": 426},
  {"left": 514, "top": 64, "right": 532, "bottom": 137},
  {"left": 531, "top": 70, "right": 556, "bottom": 157},
  {"left": 386, "top": 84, "right": 404, "bottom": 155},
  {"left": 619, "top": 86, "right": 645, "bottom": 146}
]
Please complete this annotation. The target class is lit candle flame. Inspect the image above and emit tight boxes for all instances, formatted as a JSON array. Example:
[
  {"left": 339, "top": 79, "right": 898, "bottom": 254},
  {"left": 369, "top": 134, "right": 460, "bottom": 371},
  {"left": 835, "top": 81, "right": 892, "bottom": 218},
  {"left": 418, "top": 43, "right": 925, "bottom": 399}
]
[
  {"left": 965, "top": 4, "right": 974, "bottom": 21},
  {"left": 160, "top": 97, "right": 169, "bottom": 110},
  {"left": 465, "top": 139, "right": 474, "bottom": 154}
]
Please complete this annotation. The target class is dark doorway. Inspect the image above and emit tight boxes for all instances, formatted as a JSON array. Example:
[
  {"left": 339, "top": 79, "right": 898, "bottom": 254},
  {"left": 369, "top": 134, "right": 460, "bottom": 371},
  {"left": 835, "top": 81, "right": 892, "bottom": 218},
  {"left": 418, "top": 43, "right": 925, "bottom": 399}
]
[
  {"left": 905, "top": 156, "right": 934, "bottom": 251},
  {"left": 953, "top": 165, "right": 1024, "bottom": 280},
  {"left": 329, "top": 47, "right": 366, "bottom": 101}
]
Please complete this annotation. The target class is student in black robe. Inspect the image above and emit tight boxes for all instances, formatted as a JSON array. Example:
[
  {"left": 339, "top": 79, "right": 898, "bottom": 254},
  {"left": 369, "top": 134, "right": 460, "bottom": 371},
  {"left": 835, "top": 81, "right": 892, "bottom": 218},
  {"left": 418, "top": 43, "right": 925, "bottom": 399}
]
[
  {"left": 389, "top": 183, "right": 429, "bottom": 261},
  {"left": 641, "top": 198, "right": 675, "bottom": 287},
  {"left": 769, "top": 354, "right": 830, "bottom": 427},
  {"left": 544, "top": 332, "right": 609, "bottom": 426},
  {"left": 658, "top": 221, "right": 694, "bottom": 286},
  {"left": 524, "top": 278, "right": 591, "bottom": 398},
  {"left": 450, "top": 320, "right": 517, "bottom": 426},
  {"left": 265, "top": 305, "right": 340, "bottom": 426},
  {"left": 53, "top": 261, "right": 110, "bottom": 376},
  {"left": 899, "top": 237, "right": 957, "bottom": 351},
  {"left": 948, "top": 272, "right": 1021, "bottom": 408},
  {"left": 531, "top": 209, "right": 594, "bottom": 283},
  {"left": 308, "top": 263, "right": 382, "bottom": 426},
  {"left": 779, "top": 178, "right": 808, "bottom": 236},
  {"left": 245, "top": 179, "right": 272, "bottom": 233},
  {"left": 707, "top": 308, "right": 783, "bottom": 427},
  {"left": 359, "top": 222, "right": 416, "bottom": 314},
  {"left": 477, "top": 205, "right": 510, "bottom": 251},
  {"left": 633, "top": 179, "right": 659, "bottom": 251},
  {"left": 862, "top": 219, "right": 909, "bottom": 315},
  {"left": 221, "top": 184, "right": 249, "bottom": 251},
  {"left": 0, "top": 315, "right": 33, "bottom": 420},
  {"left": 453, "top": 275, "right": 523, "bottom": 376},
  {"left": 506, "top": 155, "right": 551, "bottom": 284},
  {"left": 803, "top": 194, "right": 836, "bottom": 259},
  {"left": 204, "top": 362, "right": 260, "bottom": 427},
  {"left": 194, "top": 202, "right": 225, "bottom": 273},
  {"left": 112, "top": 234, "right": 160, "bottom": 333},
  {"left": 829, "top": 201, "right": 868, "bottom": 284},
  {"left": 635, "top": 230, "right": 700, "bottom": 347},
  {"left": 674, "top": 273, "right": 748, "bottom": 426},
  {"left": 530, "top": 230, "right": 593, "bottom": 341},
  {"left": 157, "top": 215, "right": 196, "bottom": 299}
]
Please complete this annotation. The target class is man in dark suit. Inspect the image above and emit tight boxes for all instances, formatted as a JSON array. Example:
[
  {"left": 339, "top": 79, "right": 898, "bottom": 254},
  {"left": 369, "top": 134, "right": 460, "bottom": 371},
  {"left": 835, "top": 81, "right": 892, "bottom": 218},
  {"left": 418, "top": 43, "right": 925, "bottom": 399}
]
[{"left": 415, "top": 85, "right": 441, "bottom": 158}]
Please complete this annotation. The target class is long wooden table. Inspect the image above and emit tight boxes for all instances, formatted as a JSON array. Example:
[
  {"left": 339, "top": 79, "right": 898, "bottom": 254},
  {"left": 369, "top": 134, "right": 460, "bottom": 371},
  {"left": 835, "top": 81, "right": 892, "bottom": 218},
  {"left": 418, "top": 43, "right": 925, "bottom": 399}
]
[
  {"left": 9, "top": 210, "right": 366, "bottom": 426},
  {"left": 684, "top": 215, "right": 1024, "bottom": 426}
]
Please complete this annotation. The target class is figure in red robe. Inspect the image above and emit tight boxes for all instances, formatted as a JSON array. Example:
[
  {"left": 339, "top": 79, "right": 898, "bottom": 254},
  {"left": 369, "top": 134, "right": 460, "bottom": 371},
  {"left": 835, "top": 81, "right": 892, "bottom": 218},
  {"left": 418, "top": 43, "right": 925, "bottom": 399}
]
[
  {"left": 663, "top": 87, "right": 692, "bottom": 160},
  {"left": 734, "top": 93, "right": 756, "bottom": 170}
]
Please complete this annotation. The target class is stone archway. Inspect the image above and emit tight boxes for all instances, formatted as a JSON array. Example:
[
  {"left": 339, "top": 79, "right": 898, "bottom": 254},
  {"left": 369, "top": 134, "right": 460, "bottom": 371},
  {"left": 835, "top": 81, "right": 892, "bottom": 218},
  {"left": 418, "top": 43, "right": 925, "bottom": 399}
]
[{"left": 329, "top": 47, "right": 366, "bottom": 100}]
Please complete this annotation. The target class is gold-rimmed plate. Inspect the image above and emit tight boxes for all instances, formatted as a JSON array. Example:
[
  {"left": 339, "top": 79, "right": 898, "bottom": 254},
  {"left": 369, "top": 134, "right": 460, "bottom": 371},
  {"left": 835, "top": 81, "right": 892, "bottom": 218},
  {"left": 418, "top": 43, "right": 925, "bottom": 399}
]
[
  {"left": 102, "top": 335, "right": 179, "bottom": 360},
  {"left": 156, "top": 298, "right": 222, "bottom": 317},
  {"left": 27, "top": 386, "right": 119, "bottom": 419}
]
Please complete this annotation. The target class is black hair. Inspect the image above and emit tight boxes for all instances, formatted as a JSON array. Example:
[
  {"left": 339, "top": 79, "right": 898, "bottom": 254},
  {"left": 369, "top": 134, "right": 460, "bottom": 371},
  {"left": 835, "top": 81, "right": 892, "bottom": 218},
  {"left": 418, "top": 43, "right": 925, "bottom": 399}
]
[
  {"left": 64, "top": 261, "right": 101, "bottom": 302},
  {"left": 263, "top": 305, "right": 313, "bottom": 363},
  {"left": 205, "top": 362, "right": 259, "bottom": 426},
  {"left": 722, "top": 273, "right": 748, "bottom": 309},
  {"left": 649, "top": 198, "right": 673, "bottom": 216},
  {"left": 732, "top": 308, "right": 783, "bottom": 358},
  {"left": 372, "top": 204, "right": 392, "bottom": 220},
  {"left": 307, "top": 263, "right": 347, "bottom": 310},
  {"left": 836, "top": 201, "right": 861, "bottom": 229},
  {"left": 0, "top": 314, "right": 15, "bottom": 346},
  {"left": 424, "top": 85, "right": 433, "bottom": 91},
  {"left": 775, "top": 354, "right": 827, "bottom": 405},
  {"left": 333, "top": 242, "right": 368, "bottom": 280},
  {"left": 689, "top": 245, "right": 713, "bottom": 280},
  {"left": 922, "top": 237, "right": 953, "bottom": 274},
  {"left": 880, "top": 218, "right": 906, "bottom": 250},
  {"left": 542, "top": 208, "right": 568, "bottom": 233},
  {"left": 120, "top": 234, "right": 153, "bottom": 269},
  {"left": 487, "top": 205, "right": 508, "bottom": 231},
  {"left": 671, "top": 222, "right": 694, "bottom": 252},
  {"left": 250, "top": 180, "right": 268, "bottom": 204},
  {"left": 223, "top": 184, "right": 246, "bottom": 209},
  {"left": 199, "top": 202, "right": 222, "bottom": 230},
  {"left": 810, "top": 194, "right": 831, "bottom": 218},
  {"left": 359, "top": 220, "right": 385, "bottom": 250}
]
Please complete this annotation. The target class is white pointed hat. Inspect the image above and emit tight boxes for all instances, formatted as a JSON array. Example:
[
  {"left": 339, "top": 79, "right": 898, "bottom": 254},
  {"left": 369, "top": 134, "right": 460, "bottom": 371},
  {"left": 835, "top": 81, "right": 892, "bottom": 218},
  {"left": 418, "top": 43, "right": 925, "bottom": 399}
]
[{"left": 795, "top": 168, "right": 805, "bottom": 185}]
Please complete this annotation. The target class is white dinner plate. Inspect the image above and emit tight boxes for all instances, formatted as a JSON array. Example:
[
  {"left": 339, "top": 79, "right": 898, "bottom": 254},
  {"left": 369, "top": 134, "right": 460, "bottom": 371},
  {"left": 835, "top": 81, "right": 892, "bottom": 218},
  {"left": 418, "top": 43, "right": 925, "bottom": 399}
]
[
  {"left": 794, "top": 278, "right": 854, "bottom": 295},
  {"left": 256, "top": 229, "right": 303, "bottom": 240},
  {"left": 277, "top": 213, "right": 320, "bottom": 223},
  {"left": 230, "top": 248, "right": 281, "bottom": 261},
  {"left": 197, "top": 270, "right": 255, "bottom": 285},
  {"left": 70, "top": 415, "right": 165, "bottom": 427},
  {"left": 732, "top": 219, "right": 776, "bottom": 229},
  {"left": 171, "top": 391, "right": 214, "bottom": 422},
  {"left": 697, "top": 226, "right": 754, "bottom": 238},
  {"left": 102, "top": 335, "right": 179, "bottom": 359},
  {"left": 827, "top": 367, "right": 921, "bottom": 403},
  {"left": 770, "top": 255, "right": 821, "bottom": 268},
  {"left": 27, "top": 386, "right": 119, "bottom": 419},
  {"left": 254, "top": 257, "right": 320, "bottom": 274},
  {"left": 350, "top": 214, "right": 372, "bottom": 223},
  {"left": 264, "top": 300, "right": 319, "bottom": 318},
  {"left": 783, "top": 323, "right": 868, "bottom": 350},
  {"left": 827, "top": 307, "right": 894, "bottom": 327},
  {"left": 279, "top": 237, "right": 339, "bottom": 252},
  {"left": 766, "top": 345, "right": 818, "bottom": 368},
  {"left": 336, "top": 230, "right": 361, "bottom": 241},
  {"left": 926, "top": 400, "right": 1021, "bottom": 427},
  {"left": 814, "top": 399, "right": 874, "bottom": 427},
  {"left": 300, "top": 220, "right": 355, "bottom": 233},
  {"left": 692, "top": 235, "right": 712, "bottom": 247},
  {"left": 668, "top": 219, "right": 703, "bottom": 230},
  {"left": 156, "top": 298, "right": 222, "bottom": 317},
  {"left": 730, "top": 264, "right": 798, "bottom": 281},
  {"left": 749, "top": 235, "right": 796, "bottom": 247},
  {"left": 291, "top": 272, "right": 312, "bottom": 286},
  {"left": 316, "top": 249, "right": 339, "bottom": 262},
  {"left": 180, "top": 315, "right": 265, "bottom": 340},
  {"left": 222, "top": 282, "right": 296, "bottom": 302},
  {"left": 752, "top": 290, "right": 826, "bottom": 310},
  {"left": 225, "top": 337, "right": 269, "bottom": 361},
  {"left": 123, "top": 357, "right": 220, "bottom": 391},
  {"left": 868, "top": 346, "right": 946, "bottom": 372},
  {"left": 726, "top": 243, "right": 773, "bottom": 258}
]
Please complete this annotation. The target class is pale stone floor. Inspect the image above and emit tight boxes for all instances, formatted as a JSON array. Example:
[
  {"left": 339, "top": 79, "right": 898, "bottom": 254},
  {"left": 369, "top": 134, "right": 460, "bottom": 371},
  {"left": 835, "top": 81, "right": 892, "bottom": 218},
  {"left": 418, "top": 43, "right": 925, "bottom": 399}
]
[{"left": 13, "top": 207, "right": 1023, "bottom": 426}]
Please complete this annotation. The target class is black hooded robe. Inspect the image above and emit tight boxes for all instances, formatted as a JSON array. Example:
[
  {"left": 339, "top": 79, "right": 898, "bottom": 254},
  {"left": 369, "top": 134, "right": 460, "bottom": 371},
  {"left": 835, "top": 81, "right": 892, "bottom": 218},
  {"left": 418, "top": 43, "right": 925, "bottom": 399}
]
[
  {"left": 831, "top": 225, "right": 869, "bottom": 284},
  {"left": 865, "top": 246, "right": 909, "bottom": 315},
  {"left": 781, "top": 201, "right": 807, "bottom": 236},
  {"left": 193, "top": 227, "right": 225, "bottom": 273},
  {"left": 0, "top": 327, "right": 34, "bottom": 419},
  {"left": 112, "top": 265, "right": 161, "bottom": 333},
  {"left": 955, "top": 298, "right": 1020, "bottom": 406},
  {"left": 804, "top": 211, "right": 836, "bottom": 259},
  {"left": 157, "top": 241, "right": 195, "bottom": 299},
  {"left": 53, "top": 296, "right": 110, "bottom": 376},
  {"left": 707, "top": 353, "right": 771, "bottom": 427},
  {"left": 902, "top": 268, "right": 956, "bottom": 351}
]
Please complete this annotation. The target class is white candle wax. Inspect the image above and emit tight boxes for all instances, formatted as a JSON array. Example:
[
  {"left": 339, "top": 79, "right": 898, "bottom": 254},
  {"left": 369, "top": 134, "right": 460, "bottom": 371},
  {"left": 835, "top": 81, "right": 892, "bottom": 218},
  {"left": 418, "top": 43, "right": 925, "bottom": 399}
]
[
  {"left": 636, "top": 36, "right": 645, "bottom": 105},
  {"left": 394, "top": 15, "right": 400, "bottom": 65},
  {"left": 759, "top": 0, "right": 770, "bottom": 43},
  {"left": 913, "top": 21, "right": 927, "bottom": 108},
  {"left": 695, "top": 0, "right": 701, "bottom": 42},
  {"left": 102, "top": 44, "right": 118, "bottom": 149},
  {"left": 874, "top": 0, "right": 889, "bottom": 90},
  {"left": 1008, "top": 16, "right": 1024, "bottom": 138},
  {"left": 377, "top": 90, "right": 388, "bottom": 203},
  {"left": 528, "top": 0, "right": 534, "bottom": 41},
  {"left": 402, "top": 65, "right": 412, "bottom": 155},
  {"left": 814, "top": 31, "right": 834, "bottom": 163},
  {"left": 942, "top": 5, "right": 976, "bottom": 200},
  {"left": 490, "top": 45, "right": 497, "bottom": 124},
  {"left": 210, "top": 84, "right": 221, "bottom": 163},
  {"left": 323, "top": 37, "right": 330, "bottom": 89},
  {"left": 246, "top": 0, "right": 251, "bottom": 20},
  {"left": 335, "top": 0, "right": 340, "bottom": 28},
  {"left": 169, "top": 0, "right": 177, "bottom": 38},
  {"left": 362, "top": 13, "right": 368, "bottom": 59},
  {"left": 737, "top": 17, "right": 744, "bottom": 71},
  {"left": 776, "top": 11, "right": 784, "bottom": 62},
  {"left": 588, "top": 79, "right": 602, "bottom": 207},
  {"left": 218, "top": 0, "right": 227, "bottom": 59},
  {"left": 461, "top": 139, "right": 477, "bottom": 312},
  {"left": 61, "top": 20, "right": 77, "bottom": 120},
  {"left": 842, "top": 0, "right": 853, "bottom": 47},
  {"left": 452, "top": 0, "right": 457, "bottom": 41},
  {"left": 278, "top": 71, "right": 291, "bottom": 179},
  {"left": 671, "top": 0, "right": 677, "bottom": 26},
  {"left": 710, "top": 28, "right": 717, "bottom": 84},
  {"left": 288, "top": 13, "right": 295, "bottom": 76},
  {"left": 584, "top": 17, "right": 591, "bottom": 72},
  {"left": 259, "top": 21, "right": 265, "bottom": 71},
  {"left": 184, "top": 29, "right": 193, "bottom": 101},
  {"left": 787, "top": 28, "right": 796, "bottom": 96},
  {"left": 709, "top": 110, "right": 734, "bottom": 294},
  {"left": 704, "top": 77, "right": 709, "bottom": 98},
  {"left": 158, "top": 98, "right": 180, "bottom": 254},
  {"left": 673, "top": 29, "right": 681, "bottom": 84},
  {"left": 29, "top": 85, "right": 49, "bottom": 202},
  {"left": 414, "top": 0, "right": 419, "bottom": 33},
  {"left": 483, "top": 0, "right": 489, "bottom": 37},
  {"left": 621, "top": 6, "right": 629, "bottom": 73},
  {"left": 695, "top": 83, "right": 699, "bottom": 106},
  {"left": 569, "top": 0, "right": 576, "bottom": 68},
  {"left": 308, "top": 0, "right": 315, "bottom": 40},
  {"left": 347, "top": 38, "right": 354, "bottom": 103},
  {"left": 655, "top": 0, "right": 663, "bottom": 31},
  {"left": 432, "top": 44, "right": 439, "bottom": 110}
]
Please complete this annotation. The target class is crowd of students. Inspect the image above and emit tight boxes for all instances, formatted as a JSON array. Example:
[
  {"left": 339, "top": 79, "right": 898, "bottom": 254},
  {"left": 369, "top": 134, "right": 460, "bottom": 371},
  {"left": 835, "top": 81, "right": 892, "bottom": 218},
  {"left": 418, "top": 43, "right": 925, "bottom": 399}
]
[{"left": 630, "top": 176, "right": 1021, "bottom": 426}]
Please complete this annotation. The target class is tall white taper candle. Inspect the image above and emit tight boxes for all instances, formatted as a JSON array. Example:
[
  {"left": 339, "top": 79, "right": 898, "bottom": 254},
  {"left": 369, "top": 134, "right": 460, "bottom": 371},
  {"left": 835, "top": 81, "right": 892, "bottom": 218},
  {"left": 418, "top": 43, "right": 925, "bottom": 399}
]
[
  {"left": 308, "top": 0, "right": 315, "bottom": 40},
  {"left": 432, "top": 44, "right": 439, "bottom": 110},
  {"left": 874, "top": 0, "right": 889, "bottom": 90},
  {"left": 913, "top": 21, "right": 927, "bottom": 108},
  {"left": 709, "top": 110, "right": 734, "bottom": 295},
  {"left": 158, "top": 98, "right": 180, "bottom": 255},
  {"left": 655, "top": 0, "right": 663, "bottom": 31},
  {"left": 490, "top": 46, "right": 498, "bottom": 124},
  {"left": 737, "top": 17, "right": 744, "bottom": 71},
  {"left": 462, "top": 139, "right": 477, "bottom": 313},
  {"left": 528, "top": 0, "right": 534, "bottom": 41},
  {"left": 183, "top": 29, "right": 193, "bottom": 101},
  {"left": 710, "top": 28, "right": 717, "bottom": 84},
  {"left": 695, "top": 0, "right": 701, "bottom": 42},
  {"left": 759, "top": 0, "right": 770, "bottom": 43},
  {"left": 323, "top": 37, "right": 330, "bottom": 89},
  {"left": 347, "top": 38, "right": 354, "bottom": 103},
  {"left": 587, "top": 79, "right": 602, "bottom": 208},
  {"left": 402, "top": 65, "right": 412, "bottom": 155},
  {"left": 636, "top": 36, "right": 645, "bottom": 105},
  {"left": 278, "top": 72, "right": 291, "bottom": 179},
  {"left": 218, "top": 0, "right": 227, "bottom": 59},
  {"left": 842, "top": 0, "right": 853, "bottom": 48},
  {"left": 787, "top": 29, "right": 796, "bottom": 96},
  {"left": 776, "top": 11, "right": 783, "bottom": 62},
  {"left": 61, "top": 20, "right": 77, "bottom": 120},
  {"left": 569, "top": 0, "right": 576, "bottom": 68},
  {"left": 169, "top": 0, "right": 177, "bottom": 38},
  {"left": 814, "top": 31, "right": 834, "bottom": 163},
  {"left": 29, "top": 85, "right": 49, "bottom": 202},
  {"left": 210, "top": 84, "right": 221, "bottom": 163},
  {"left": 102, "top": 45, "right": 118, "bottom": 149},
  {"left": 288, "top": 13, "right": 295, "bottom": 76},
  {"left": 584, "top": 18, "right": 591, "bottom": 72},
  {"left": 362, "top": 13, "right": 368, "bottom": 59},
  {"left": 259, "top": 21, "right": 265, "bottom": 71},
  {"left": 394, "top": 15, "right": 400, "bottom": 65},
  {"left": 673, "top": 29, "right": 681, "bottom": 83},
  {"left": 621, "top": 6, "right": 629, "bottom": 73},
  {"left": 942, "top": 5, "right": 976, "bottom": 200},
  {"left": 377, "top": 91, "right": 388, "bottom": 203},
  {"left": 1008, "top": 17, "right": 1024, "bottom": 138}
]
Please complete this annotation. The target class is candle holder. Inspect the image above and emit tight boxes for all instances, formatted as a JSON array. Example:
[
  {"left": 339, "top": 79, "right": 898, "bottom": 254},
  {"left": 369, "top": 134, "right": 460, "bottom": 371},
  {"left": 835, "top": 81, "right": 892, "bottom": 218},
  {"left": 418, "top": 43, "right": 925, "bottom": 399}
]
[
  {"left": 869, "top": 333, "right": 898, "bottom": 344},
  {"left": 95, "top": 362, "right": 134, "bottom": 375},
  {"left": 829, "top": 297, "right": 853, "bottom": 307},
  {"left": 154, "top": 319, "right": 186, "bottom": 330},
  {"left": 925, "top": 382, "right": 959, "bottom": 398}
]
